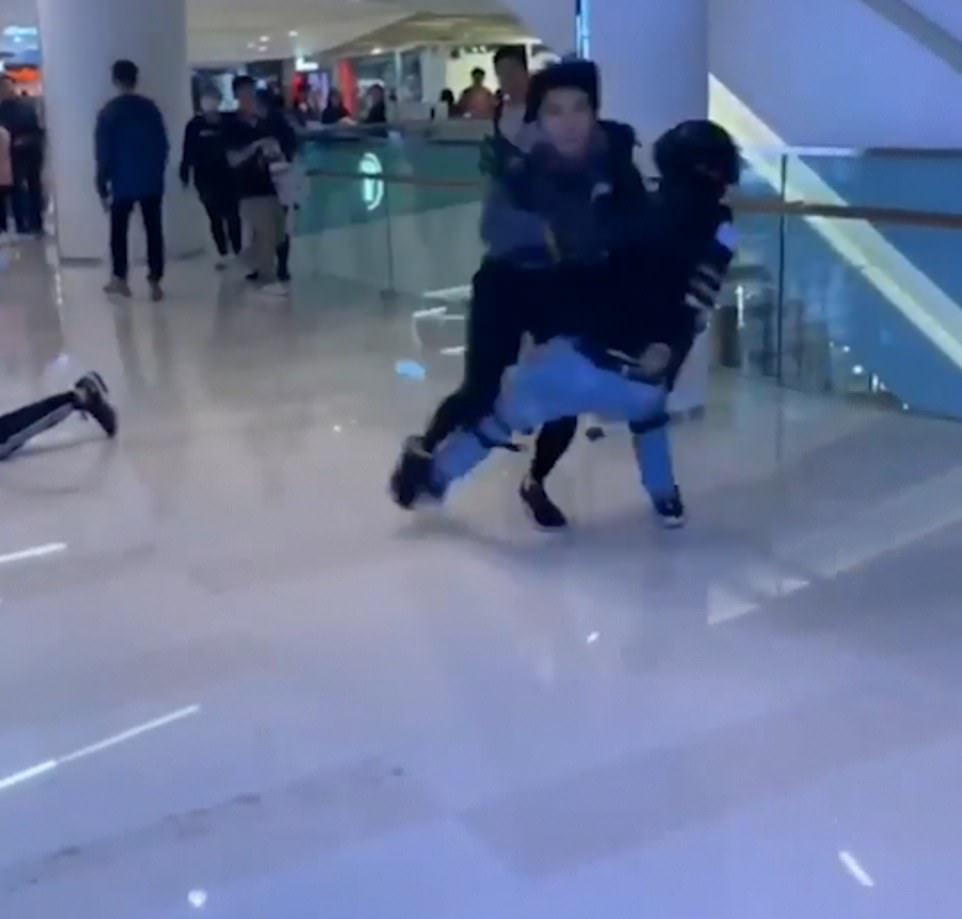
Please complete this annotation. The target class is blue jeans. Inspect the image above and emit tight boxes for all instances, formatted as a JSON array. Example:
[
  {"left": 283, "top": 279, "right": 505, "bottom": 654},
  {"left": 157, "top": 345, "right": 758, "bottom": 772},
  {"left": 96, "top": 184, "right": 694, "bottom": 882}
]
[{"left": 433, "top": 338, "right": 677, "bottom": 501}]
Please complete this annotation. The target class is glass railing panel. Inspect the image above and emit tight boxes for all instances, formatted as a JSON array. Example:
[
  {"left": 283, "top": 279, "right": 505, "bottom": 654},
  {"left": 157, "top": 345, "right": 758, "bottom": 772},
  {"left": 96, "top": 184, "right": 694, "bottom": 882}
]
[
  {"left": 780, "top": 216, "right": 962, "bottom": 419},
  {"left": 792, "top": 149, "right": 962, "bottom": 215},
  {"left": 780, "top": 153, "right": 962, "bottom": 419}
]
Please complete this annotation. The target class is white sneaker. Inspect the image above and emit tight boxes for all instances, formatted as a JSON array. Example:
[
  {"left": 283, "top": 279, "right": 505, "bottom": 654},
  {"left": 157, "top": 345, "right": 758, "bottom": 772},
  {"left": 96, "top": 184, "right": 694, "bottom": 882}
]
[{"left": 258, "top": 281, "right": 290, "bottom": 298}]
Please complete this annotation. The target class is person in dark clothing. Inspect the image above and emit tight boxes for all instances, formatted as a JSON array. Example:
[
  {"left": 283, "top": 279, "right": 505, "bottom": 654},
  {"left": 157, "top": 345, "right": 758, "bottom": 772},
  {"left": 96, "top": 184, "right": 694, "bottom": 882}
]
[
  {"left": 0, "top": 75, "right": 45, "bottom": 236},
  {"left": 223, "top": 76, "right": 296, "bottom": 296},
  {"left": 180, "top": 85, "right": 241, "bottom": 269},
  {"left": 518, "top": 121, "right": 740, "bottom": 527},
  {"left": 95, "top": 59, "right": 170, "bottom": 302},
  {"left": 411, "top": 121, "right": 740, "bottom": 521},
  {"left": 365, "top": 84, "right": 388, "bottom": 125},
  {"left": 321, "top": 89, "right": 351, "bottom": 126},
  {"left": 391, "top": 61, "right": 647, "bottom": 524},
  {"left": 0, "top": 373, "right": 117, "bottom": 461}
]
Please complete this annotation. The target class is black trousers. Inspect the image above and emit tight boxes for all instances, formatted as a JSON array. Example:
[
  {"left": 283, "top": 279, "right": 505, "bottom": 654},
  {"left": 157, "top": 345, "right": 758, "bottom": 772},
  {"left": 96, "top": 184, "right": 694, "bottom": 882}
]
[
  {"left": 200, "top": 188, "right": 242, "bottom": 257},
  {"left": 421, "top": 261, "right": 587, "bottom": 483},
  {"left": 0, "top": 186, "right": 10, "bottom": 233},
  {"left": 0, "top": 393, "right": 76, "bottom": 461},
  {"left": 11, "top": 150, "right": 43, "bottom": 234},
  {"left": 111, "top": 196, "right": 165, "bottom": 282}
]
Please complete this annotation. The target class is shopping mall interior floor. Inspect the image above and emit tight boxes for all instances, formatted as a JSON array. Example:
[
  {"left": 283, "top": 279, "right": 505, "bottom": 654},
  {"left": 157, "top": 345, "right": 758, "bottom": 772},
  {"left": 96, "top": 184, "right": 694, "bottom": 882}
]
[{"left": 3, "top": 241, "right": 962, "bottom": 918}]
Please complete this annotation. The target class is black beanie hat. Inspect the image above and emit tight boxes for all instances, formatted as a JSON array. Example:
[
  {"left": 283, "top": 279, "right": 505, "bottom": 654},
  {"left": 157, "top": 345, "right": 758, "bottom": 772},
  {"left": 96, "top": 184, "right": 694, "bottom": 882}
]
[{"left": 525, "top": 60, "right": 600, "bottom": 123}]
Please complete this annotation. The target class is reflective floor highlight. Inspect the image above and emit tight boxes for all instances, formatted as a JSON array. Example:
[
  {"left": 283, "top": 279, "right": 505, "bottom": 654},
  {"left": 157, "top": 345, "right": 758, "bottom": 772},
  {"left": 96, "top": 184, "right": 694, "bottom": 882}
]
[{"left": 3, "top": 243, "right": 962, "bottom": 918}]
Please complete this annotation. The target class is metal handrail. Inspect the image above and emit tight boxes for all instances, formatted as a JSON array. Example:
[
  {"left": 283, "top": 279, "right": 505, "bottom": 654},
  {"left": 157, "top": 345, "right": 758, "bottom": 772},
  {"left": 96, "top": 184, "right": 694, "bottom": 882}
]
[{"left": 302, "top": 165, "right": 962, "bottom": 229}]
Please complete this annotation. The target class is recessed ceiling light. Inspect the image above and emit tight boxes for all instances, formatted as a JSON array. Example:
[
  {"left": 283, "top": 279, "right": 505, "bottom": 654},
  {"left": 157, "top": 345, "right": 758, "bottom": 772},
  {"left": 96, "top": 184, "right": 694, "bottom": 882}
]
[
  {"left": 289, "top": 30, "right": 299, "bottom": 38},
  {"left": 260, "top": 35, "right": 270, "bottom": 42},
  {"left": 372, "top": 46, "right": 384, "bottom": 54}
]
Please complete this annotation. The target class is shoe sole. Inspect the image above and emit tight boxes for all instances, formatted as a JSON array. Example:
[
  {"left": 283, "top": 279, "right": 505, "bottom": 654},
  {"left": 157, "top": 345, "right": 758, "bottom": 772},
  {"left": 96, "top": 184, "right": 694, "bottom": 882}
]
[{"left": 658, "top": 515, "right": 686, "bottom": 530}]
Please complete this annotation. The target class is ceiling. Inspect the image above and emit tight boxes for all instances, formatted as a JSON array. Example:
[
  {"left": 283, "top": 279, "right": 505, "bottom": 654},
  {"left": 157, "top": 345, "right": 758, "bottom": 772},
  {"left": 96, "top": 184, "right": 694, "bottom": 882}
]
[{"left": 0, "top": 0, "right": 525, "bottom": 63}]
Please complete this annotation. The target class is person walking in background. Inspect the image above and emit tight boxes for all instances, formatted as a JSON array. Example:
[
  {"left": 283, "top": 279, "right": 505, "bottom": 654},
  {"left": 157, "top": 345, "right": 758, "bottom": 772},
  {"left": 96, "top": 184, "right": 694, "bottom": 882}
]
[
  {"left": 95, "top": 59, "right": 170, "bottom": 302},
  {"left": 321, "top": 88, "right": 351, "bottom": 125},
  {"left": 492, "top": 46, "right": 530, "bottom": 143},
  {"left": 257, "top": 87, "right": 297, "bottom": 285},
  {"left": 458, "top": 68, "right": 496, "bottom": 120},
  {"left": 179, "top": 85, "right": 241, "bottom": 270},
  {"left": 364, "top": 84, "right": 388, "bottom": 126},
  {"left": 0, "top": 120, "right": 12, "bottom": 245},
  {"left": 437, "top": 89, "right": 458, "bottom": 119},
  {"left": 224, "top": 75, "right": 290, "bottom": 297},
  {"left": 0, "top": 75, "right": 45, "bottom": 236}
]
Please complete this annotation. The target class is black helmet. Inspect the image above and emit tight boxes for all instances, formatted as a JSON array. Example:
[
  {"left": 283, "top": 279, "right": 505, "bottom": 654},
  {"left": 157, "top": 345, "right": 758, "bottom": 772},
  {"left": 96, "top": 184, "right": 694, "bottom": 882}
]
[
  {"left": 654, "top": 120, "right": 741, "bottom": 190},
  {"left": 525, "top": 59, "right": 600, "bottom": 123}
]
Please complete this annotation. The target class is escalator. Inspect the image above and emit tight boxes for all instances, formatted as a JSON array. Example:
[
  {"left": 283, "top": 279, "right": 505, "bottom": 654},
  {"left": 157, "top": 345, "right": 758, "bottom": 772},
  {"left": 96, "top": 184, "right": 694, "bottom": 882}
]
[{"left": 711, "top": 0, "right": 962, "bottom": 419}]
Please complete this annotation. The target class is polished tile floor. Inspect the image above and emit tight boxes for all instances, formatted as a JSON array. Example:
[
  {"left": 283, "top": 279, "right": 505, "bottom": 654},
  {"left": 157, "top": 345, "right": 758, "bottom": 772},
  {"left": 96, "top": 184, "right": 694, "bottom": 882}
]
[{"left": 3, "top": 242, "right": 962, "bottom": 918}]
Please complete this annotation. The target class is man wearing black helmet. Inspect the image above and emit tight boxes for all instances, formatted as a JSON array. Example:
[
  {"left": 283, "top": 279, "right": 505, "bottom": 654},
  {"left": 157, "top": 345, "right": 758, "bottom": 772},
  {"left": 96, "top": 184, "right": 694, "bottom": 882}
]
[
  {"left": 390, "top": 60, "right": 647, "bottom": 522},
  {"left": 391, "top": 109, "right": 740, "bottom": 519}
]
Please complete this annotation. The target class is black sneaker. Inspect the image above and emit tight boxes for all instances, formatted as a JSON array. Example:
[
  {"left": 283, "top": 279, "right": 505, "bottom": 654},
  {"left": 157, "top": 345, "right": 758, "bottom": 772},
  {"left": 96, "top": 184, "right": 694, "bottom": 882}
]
[
  {"left": 520, "top": 477, "right": 569, "bottom": 530},
  {"left": 653, "top": 488, "right": 686, "bottom": 529},
  {"left": 74, "top": 372, "right": 118, "bottom": 439},
  {"left": 390, "top": 436, "right": 434, "bottom": 509}
]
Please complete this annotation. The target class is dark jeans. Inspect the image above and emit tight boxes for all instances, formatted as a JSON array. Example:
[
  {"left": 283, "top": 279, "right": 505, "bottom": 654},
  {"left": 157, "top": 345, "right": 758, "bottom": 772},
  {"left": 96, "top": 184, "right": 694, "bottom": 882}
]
[
  {"left": 200, "top": 188, "right": 242, "bottom": 257},
  {"left": 111, "top": 196, "right": 165, "bottom": 282},
  {"left": 11, "top": 150, "right": 43, "bottom": 234},
  {"left": 0, "top": 393, "right": 76, "bottom": 461}
]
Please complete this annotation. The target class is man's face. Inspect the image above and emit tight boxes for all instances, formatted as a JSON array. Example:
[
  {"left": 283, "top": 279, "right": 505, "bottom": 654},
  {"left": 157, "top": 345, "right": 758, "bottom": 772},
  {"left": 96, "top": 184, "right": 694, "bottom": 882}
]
[
  {"left": 472, "top": 71, "right": 485, "bottom": 87},
  {"left": 495, "top": 58, "right": 528, "bottom": 102},
  {"left": 236, "top": 86, "right": 257, "bottom": 115},
  {"left": 539, "top": 88, "right": 594, "bottom": 159}
]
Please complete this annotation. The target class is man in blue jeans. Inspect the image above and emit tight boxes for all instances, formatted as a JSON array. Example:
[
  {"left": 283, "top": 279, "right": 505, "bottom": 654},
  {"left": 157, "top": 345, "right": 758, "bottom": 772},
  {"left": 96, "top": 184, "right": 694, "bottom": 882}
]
[
  {"left": 393, "top": 117, "right": 740, "bottom": 525},
  {"left": 96, "top": 59, "right": 169, "bottom": 302}
]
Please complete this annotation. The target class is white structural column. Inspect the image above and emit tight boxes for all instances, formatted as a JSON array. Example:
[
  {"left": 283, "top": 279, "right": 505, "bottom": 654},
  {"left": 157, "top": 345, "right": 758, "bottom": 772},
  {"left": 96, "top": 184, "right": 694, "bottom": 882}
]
[
  {"left": 587, "top": 0, "right": 711, "bottom": 413},
  {"left": 36, "top": 0, "right": 202, "bottom": 261},
  {"left": 585, "top": 0, "right": 709, "bottom": 145}
]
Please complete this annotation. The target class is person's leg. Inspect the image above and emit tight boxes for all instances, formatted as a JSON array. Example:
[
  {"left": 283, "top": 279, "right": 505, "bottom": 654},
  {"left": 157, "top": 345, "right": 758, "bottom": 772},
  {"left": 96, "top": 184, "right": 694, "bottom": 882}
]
[
  {"left": 391, "top": 266, "right": 525, "bottom": 507},
  {"left": 530, "top": 418, "right": 578, "bottom": 484},
  {"left": 109, "top": 199, "right": 134, "bottom": 283},
  {"left": 268, "top": 200, "right": 287, "bottom": 282},
  {"left": 140, "top": 196, "right": 165, "bottom": 283},
  {"left": 0, "top": 394, "right": 75, "bottom": 460},
  {"left": 430, "top": 340, "right": 593, "bottom": 498},
  {"left": 521, "top": 416, "right": 579, "bottom": 529},
  {"left": 0, "top": 374, "right": 117, "bottom": 461},
  {"left": 242, "top": 197, "right": 276, "bottom": 281},
  {"left": 225, "top": 195, "right": 243, "bottom": 255},
  {"left": 422, "top": 265, "right": 524, "bottom": 450},
  {"left": 24, "top": 153, "right": 44, "bottom": 233},
  {"left": 276, "top": 232, "right": 291, "bottom": 282},
  {"left": 10, "top": 154, "right": 28, "bottom": 234},
  {"left": 201, "top": 193, "right": 229, "bottom": 257},
  {"left": 0, "top": 188, "right": 8, "bottom": 235},
  {"left": 632, "top": 421, "right": 685, "bottom": 526}
]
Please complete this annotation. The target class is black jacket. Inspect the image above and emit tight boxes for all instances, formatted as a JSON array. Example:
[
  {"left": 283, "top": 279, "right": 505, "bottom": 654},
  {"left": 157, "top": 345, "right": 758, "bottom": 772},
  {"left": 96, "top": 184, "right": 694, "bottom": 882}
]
[
  {"left": 0, "top": 97, "right": 43, "bottom": 156},
  {"left": 179, "top": 114, "right": 233, "bottom": 193},
  {"left": 222, "top": 111, "right": 296, "bottom": 199},
  {"left": 586, "top": 183, "right": 736, "bottom": 380}
]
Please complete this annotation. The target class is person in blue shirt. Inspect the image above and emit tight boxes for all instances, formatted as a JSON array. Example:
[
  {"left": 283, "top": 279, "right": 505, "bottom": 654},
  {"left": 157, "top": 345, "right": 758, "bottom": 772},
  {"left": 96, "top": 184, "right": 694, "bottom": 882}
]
[{"left": 95, "top": 59, "right": 170, "bottom": 302}]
